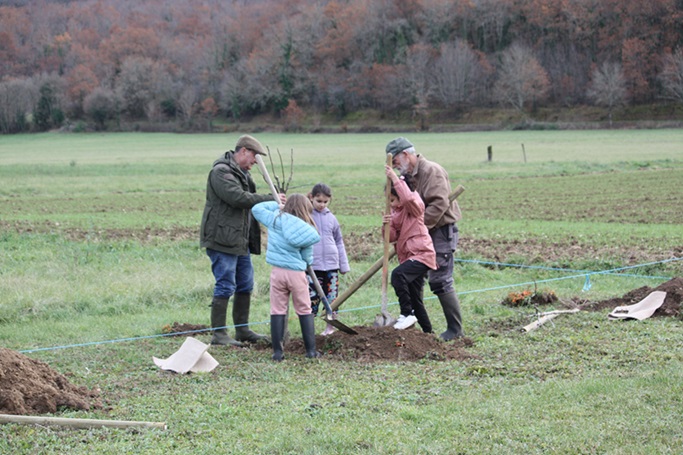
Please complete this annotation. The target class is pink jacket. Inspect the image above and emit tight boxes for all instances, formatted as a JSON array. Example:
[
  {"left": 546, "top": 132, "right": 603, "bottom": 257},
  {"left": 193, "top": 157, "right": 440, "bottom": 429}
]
[{"left": 386, "top": 178, "right": 437, "bottom": 270}]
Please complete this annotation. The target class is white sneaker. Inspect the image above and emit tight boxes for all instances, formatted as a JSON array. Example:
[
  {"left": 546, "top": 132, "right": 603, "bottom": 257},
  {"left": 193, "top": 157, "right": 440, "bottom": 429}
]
[{"left": 393, "top": 314, "right": 417, "bottom": 330}]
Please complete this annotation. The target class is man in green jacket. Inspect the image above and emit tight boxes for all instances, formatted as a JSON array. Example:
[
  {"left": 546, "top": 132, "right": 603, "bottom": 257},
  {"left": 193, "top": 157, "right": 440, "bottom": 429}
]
[
  {"left": 200, "top": 134, "right": 282, "bottom": 346},
  {"left": 386, "top": 137, "right": 464, "bottom": 340}
]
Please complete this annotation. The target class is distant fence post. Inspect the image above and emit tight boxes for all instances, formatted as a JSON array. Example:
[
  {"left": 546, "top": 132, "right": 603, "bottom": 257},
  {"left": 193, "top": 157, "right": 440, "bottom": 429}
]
[{"left": 487, "top": 145, "right": 492, "bottom": 162}]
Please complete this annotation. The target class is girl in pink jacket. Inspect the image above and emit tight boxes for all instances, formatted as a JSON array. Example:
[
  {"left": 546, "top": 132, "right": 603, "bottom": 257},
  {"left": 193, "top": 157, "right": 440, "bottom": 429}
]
[{"left": 383, "top": 165, "right": 437, "bottom": 332}]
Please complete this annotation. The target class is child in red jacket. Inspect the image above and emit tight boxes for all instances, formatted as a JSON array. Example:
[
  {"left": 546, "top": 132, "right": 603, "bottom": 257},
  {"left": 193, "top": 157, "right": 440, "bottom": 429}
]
[{"left": 383, "top": 165, "right": 438, "bottom": 332}]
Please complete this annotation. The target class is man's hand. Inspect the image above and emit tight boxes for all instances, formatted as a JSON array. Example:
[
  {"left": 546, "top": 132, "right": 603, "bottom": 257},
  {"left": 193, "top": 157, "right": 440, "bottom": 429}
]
[{"left": 277, "top": 193, "right": 286, "bottom": 207}]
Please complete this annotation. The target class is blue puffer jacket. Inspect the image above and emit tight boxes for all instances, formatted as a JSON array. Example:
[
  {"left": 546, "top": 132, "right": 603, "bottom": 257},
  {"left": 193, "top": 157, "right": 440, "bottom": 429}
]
[{"left": 252, "top": 201, "right": 321, "bottom": 271}]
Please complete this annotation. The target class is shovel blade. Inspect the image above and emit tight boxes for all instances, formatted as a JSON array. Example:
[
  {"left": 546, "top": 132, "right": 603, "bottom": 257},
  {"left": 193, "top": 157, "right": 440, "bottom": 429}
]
[
  {"left": 325, "top": 315, "right": 358, "bottom": 335},
  {"left": 373, "top": 312, "right": 397, "bottom": 327}
]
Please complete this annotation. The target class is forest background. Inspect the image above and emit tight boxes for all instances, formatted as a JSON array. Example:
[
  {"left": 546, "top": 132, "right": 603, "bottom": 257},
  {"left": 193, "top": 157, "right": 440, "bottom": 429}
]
[{"left": 1, "top": 0, "right": 683, "bottom": 134}]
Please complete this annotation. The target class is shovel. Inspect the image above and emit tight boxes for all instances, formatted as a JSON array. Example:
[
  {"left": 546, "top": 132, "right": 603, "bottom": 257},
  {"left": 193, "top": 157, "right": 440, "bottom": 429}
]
[
  {"left": 255, "top": 154, "right": 284, "bottom": 207},
  {"left": 330, "top": 184, "right": 465, "bottom": 312},
  {"left": 307, "top": 266, "right": 357, "bottom": 335},
  {"left": 256, "top": 153, "right": 356, "bottom": 335},
  {"left": 374, "top": 153, "right": 397, "bottom": 327},
  {"left": 255, "top": 153, "right": 289, "bottom": 341}
]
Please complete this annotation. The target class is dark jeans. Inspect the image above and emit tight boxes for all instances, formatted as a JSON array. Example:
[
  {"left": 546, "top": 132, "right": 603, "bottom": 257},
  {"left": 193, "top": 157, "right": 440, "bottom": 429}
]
[
  {"left": 391, "top": 259, "right": 432, "bottom": 333},
  {"left": 206, "top": 248, "right": 254, "bottom": 298}
]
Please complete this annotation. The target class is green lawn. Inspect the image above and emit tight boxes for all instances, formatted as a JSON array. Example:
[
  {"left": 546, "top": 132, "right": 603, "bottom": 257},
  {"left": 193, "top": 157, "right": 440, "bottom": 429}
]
[{"left": 1, "top": 130, "right": 682, "bottom": 454}]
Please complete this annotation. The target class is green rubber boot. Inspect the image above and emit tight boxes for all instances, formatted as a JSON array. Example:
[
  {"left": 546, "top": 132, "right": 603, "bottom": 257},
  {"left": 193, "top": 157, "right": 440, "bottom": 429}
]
[
  {"left": 438, "top": 291, "right": 464, "bottom": 341},
  {"left": 299, "top": 314, "right": 321, "bottom": 359},
  {"left": 210, "top": 297, "right": 244, "bottom": 347},
  {"left": 233, "top": 292, "right": 270, "bottom": 344},
  {"left": 270, "top": 314, "right": 287, "bottom": 362}
]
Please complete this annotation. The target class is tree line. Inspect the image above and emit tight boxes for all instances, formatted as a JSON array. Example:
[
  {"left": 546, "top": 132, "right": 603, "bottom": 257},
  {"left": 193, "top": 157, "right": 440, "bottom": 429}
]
[{"left": 1, "top": 0, "right": 682, "bottom": 134}]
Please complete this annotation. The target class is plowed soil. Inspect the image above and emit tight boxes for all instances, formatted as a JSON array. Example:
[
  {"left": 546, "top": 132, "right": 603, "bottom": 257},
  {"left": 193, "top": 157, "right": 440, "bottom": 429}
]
[
  {"left": 168, "top": 322, "right": 477, "bottom": 362},
  {"left": 289, "top": 325, "right": 477, "bottom": 362},
  {"left": 581, "top": 276, "right": 682, "bottom": 317},
  {"left": 0, "top": 348, "right": 102, "bottom": 416}
]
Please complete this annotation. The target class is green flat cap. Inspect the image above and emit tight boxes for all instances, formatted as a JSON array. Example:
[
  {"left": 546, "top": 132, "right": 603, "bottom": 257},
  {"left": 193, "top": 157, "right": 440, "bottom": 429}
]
[
  {"left": 385, "top": 137, "right": 413, "bottom": 157},
  {"left": 235, "top": 134, "right": 266, "bottom": 155}
]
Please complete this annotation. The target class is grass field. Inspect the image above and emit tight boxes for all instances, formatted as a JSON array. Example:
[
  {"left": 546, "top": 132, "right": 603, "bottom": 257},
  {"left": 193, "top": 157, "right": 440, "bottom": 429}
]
[{"left": 1, "top": 130, "right": 682, "bottom": 454}]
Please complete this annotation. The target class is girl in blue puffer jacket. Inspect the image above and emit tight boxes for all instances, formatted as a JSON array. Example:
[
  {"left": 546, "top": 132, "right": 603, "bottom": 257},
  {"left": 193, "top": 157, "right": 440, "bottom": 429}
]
[{"left": 252, "top": 194, "right": 321, "bottom": 361}]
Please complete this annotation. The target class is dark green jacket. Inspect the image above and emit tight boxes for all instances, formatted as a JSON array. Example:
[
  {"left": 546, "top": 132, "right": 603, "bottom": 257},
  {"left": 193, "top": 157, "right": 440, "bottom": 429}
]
[{"left": 200, "top": 151, "right": 273, "bottom": 255}]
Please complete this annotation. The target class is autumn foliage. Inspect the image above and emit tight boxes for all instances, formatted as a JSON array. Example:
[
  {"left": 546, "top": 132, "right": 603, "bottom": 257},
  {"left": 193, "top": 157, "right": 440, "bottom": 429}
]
[{"left": 0, "top": 0, "right": 682, "bottom": 133}]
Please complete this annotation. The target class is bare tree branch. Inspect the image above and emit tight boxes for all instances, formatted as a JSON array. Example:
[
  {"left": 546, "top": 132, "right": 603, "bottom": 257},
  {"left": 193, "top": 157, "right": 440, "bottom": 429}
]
[
  {"left": 276, "top": 148, "right": 285, "bottom": 192},
  {"left": 264, "top": 146, "right": 294, "bottom": 194},
  {"left": 285, "top": 148, "right": 294, "bottom": 193},
  {"left": 265, "top": 146, "right": 282, "bottom": 193}
]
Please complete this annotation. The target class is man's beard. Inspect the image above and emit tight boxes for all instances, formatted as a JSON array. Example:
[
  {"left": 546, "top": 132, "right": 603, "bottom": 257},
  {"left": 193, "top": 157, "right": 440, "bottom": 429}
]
[{"left": 396, "top": 157, "right": 410, "bottom": 175}]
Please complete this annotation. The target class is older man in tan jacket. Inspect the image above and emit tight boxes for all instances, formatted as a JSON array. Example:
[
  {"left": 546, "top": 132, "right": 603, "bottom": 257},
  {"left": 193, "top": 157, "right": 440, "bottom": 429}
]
[{"left": 386, "top": 137, "right": 464, "bottom": 340}]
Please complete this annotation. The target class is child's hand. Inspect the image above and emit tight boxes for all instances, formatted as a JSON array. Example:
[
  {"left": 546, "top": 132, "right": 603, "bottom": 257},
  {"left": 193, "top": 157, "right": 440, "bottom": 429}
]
[
  {"left": 384, "top": 165, "right": 399, "bottom": 183},
  {"left": 382, "top": 214, "right": 391, "bottom": 224}
]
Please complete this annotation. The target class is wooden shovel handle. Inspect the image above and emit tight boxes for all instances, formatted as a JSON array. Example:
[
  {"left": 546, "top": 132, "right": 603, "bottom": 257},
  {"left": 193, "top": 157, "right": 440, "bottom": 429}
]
[
  {"left": 255, "top": 154, "right": 282, "bottom": 206},
  {"left": 381, "top": 154, "right": 393, "bottom": 307}
]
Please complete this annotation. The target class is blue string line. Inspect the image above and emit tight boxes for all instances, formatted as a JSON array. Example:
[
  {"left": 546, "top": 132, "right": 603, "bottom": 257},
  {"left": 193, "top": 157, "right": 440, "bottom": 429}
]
[
  {"left": 19, "top": 256, "right": 681, "bottom": 354},
  {"left": 19, "top": 321, "right": 273, "bottom": 354},
  {"left": 454, "top": 258, "right": 671, "bottom": 280}
]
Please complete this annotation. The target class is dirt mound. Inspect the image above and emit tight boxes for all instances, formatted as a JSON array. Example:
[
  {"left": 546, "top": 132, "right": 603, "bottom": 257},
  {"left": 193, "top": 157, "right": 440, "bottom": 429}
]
[
  {"left": 253, "top": 325, "right": 476, "bottom": 363},
  {"left": 582, "top": 276, "right": 683, "bottom": 317},
  {"left": 0, "top": 348, "right": 102, "bottom": 415},
  {"left": 162, "top": 322, "right": 209, "bottom": 336}
]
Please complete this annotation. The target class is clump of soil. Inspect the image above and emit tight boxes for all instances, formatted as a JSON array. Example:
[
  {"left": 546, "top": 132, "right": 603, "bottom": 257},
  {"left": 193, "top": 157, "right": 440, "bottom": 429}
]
[
  {"left": 581, "top": 276, "right": 683, "bottom": 317},
  {"left": 162, "top": 322, "right": 209, "bottom": 337},
  {"left": 0, "top": 348, "right": 102, "bottom": 415},
  {"left": 501, "top": 289, "right": 558, "bottom": 307},
  {"left": 254, "top": 326, "right": 476, "bottom": 363}
]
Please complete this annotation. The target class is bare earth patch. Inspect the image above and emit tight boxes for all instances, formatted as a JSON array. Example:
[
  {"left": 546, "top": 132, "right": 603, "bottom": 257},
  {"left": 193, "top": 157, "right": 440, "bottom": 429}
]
[
  {"left": 458, "top": 237, "right": 682, "bottom": 269},
  {"left": 581, "top": 276, "right": 682, "bottom": 317},
  {"left": 247, "top": 326, "right": 477, "bottom": 363},
  {"left": 164, "top": 322, "right": 477, "bottom": 362},
  {"left": 162, "top": 322, "right": 210, "bottom": 337},
  {"left": 3, "top": 221, "right": 680, "bottom": 269},
  {"left": 0, "top": 348, "right": 102, "bottom": 416}
]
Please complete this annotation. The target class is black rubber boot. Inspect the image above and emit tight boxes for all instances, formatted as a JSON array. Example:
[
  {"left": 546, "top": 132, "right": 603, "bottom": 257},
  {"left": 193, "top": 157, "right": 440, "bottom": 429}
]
[
  {"left": 233, "top": 292, "right": 270, "bottom": 345},
  {"left": 270, "top": 314, "right": 287, "bottom": 362},
  {"left": 299, "top": 314, "right": 321, "bottom": 358},
  {"left": 438, "top": 291, "right": 464, "bottom": 341},
  {"left": 210, "top": 297, "right": 244, "bottom": 347}
]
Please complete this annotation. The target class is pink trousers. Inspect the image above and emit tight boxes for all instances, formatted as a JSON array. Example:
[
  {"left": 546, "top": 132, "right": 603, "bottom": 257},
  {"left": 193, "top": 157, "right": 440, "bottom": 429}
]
[{"left": 269, "top": 266, "right": 313, "bottom": 316}]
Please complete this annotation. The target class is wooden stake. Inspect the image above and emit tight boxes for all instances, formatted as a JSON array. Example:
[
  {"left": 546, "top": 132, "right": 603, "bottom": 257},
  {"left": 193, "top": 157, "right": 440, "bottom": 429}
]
[
  {"left": 521, "top": 314, "right": 559, "bottom": 332},
  {"left": 0, "top": 413, "right": 167, "bottom": 430},
  {"left": 537, "top": 308, "right": 580, "bottom": 317}
]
